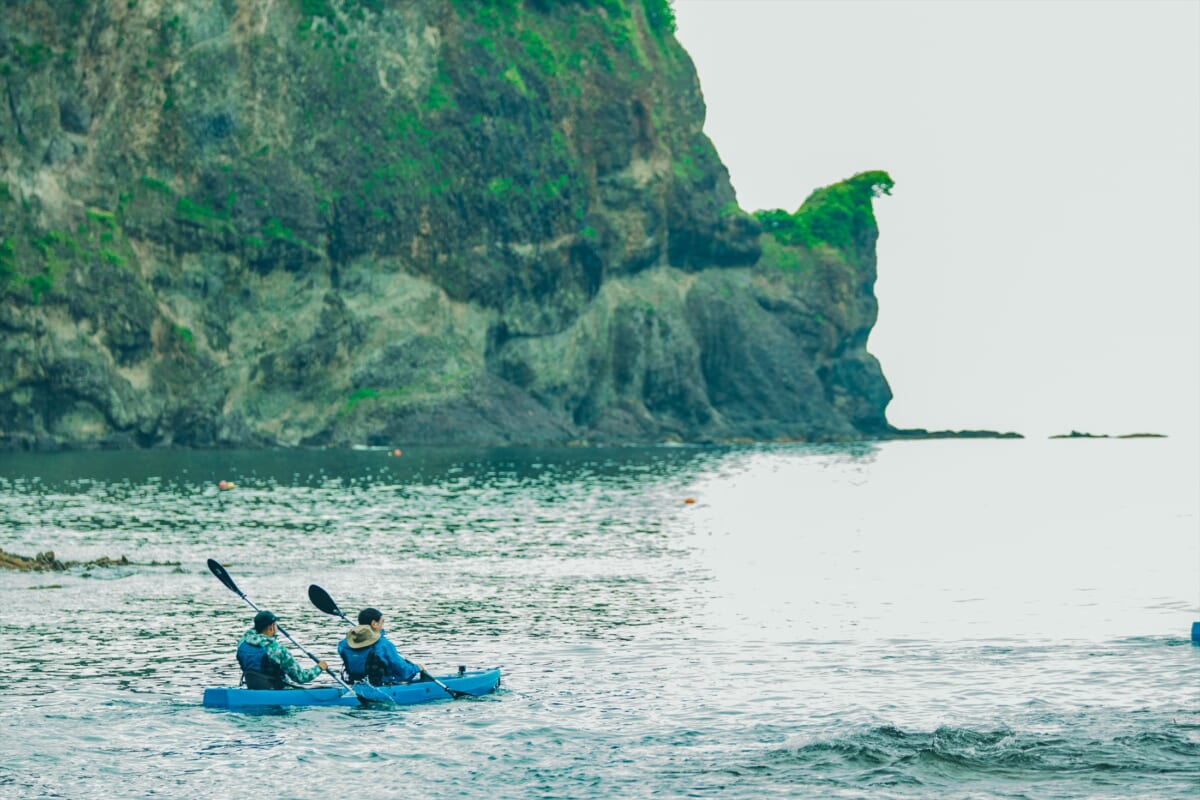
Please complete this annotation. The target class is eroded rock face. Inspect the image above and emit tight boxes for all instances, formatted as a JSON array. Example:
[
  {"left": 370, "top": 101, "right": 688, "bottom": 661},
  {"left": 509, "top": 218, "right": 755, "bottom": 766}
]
[{"left": 0, "top": 1, "right": 892, "bottom": 449}]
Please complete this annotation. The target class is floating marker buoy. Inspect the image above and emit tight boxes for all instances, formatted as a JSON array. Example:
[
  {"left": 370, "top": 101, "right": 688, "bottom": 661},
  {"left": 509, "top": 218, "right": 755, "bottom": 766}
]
[
  {"left": 218, "top": 480, "right": 235, "bottom": 491},
  {"left": 392, "top": 449, "right": 402, "bottom": 457},
  {"left": 684, "top": 497, "right": 696, "bottom": 505}
]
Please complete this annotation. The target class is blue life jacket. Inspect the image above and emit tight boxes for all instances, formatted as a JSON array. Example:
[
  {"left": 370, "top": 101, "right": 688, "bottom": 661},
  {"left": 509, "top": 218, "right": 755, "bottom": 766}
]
[
  {"left": 340, "top": 642, "right": 387, "bottom": 685},
  {"left": 237, "top": 640, "right": 285, "bottom": 690}
]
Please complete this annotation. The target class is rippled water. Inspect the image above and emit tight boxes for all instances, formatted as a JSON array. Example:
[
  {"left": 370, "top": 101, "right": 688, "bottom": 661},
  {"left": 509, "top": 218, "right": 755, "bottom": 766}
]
[{"left": 1, "top": 439, "right": 1197, "bottom": 798}]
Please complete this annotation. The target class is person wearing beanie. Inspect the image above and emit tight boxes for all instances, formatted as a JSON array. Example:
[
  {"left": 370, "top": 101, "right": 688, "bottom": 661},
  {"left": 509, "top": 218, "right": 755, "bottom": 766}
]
[
  {"left": 236, "top": 610, "right": 328, "bottom": 690},
  {"left": 337, "top": 607, "right": 423, "bottom": 686}
]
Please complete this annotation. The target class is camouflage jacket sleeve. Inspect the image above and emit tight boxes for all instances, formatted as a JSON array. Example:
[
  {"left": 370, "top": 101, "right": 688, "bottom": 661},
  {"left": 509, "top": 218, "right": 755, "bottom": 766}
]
[{"left": 265, "top": 637, "right": 323, "bottom": 683}]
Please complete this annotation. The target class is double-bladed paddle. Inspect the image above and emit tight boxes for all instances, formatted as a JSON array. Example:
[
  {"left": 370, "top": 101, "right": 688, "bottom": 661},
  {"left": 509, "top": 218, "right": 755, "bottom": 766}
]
[
  {"left": 207, "top": 558, "right": 353, "bottom": 694},
  {"left": 307, "top": 583, "right": 470, "bottom": 699}
]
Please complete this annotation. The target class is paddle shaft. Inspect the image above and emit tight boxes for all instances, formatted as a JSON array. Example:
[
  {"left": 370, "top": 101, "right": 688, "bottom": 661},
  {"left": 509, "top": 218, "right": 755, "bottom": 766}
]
[
  {"left": 307, "top": 583, "right": 469, "bottom": 699},
  {"left": 207, "top": 559, "right": 353, "bottom": 693}
]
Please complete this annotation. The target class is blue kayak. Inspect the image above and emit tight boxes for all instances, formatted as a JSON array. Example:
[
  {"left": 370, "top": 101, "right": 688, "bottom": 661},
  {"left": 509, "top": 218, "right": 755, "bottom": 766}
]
[{"left": 202, "top": 668, "right": 501, "bottom": 710}]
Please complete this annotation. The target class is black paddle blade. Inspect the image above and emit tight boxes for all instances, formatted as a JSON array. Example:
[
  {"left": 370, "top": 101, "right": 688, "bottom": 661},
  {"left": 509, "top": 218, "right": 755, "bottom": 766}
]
[
  {"left": 207, "top": 558, "right": 242, "bottom": 596},
  {"left": 308, "top": 584, "right": 345, "bottom": 619}
]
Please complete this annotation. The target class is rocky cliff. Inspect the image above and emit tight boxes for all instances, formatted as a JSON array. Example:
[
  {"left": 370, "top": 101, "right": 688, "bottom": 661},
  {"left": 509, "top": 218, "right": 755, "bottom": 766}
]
[{"left": 0, "top": 0, "right": 894, "bottom": 449}]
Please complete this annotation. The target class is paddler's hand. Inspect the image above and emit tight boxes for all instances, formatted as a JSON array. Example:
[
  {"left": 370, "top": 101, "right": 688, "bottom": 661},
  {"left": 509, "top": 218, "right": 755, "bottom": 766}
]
[{"left": 318, "top": 660, "right": 328, "bottom": 671}]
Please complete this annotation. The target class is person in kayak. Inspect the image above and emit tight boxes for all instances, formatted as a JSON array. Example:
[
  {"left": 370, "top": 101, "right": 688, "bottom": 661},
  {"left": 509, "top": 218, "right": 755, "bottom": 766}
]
[
  {"left": 236, "top": 610, "right": 328, "bottom": 690},
  {"left": 337, "top": 607, "right": 423, "bottom": 686}
]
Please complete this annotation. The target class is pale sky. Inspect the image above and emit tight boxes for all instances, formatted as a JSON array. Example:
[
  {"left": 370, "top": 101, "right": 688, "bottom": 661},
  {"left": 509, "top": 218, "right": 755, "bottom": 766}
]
[{"left": 674, "top": 0, "right": 1200, "bottom": 438}]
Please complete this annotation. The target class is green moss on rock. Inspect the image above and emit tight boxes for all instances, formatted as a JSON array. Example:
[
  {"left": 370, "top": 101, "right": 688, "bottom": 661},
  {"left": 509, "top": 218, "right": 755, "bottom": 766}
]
[{"left": 755, "top": 170, "right": 894, "bottom": 255}]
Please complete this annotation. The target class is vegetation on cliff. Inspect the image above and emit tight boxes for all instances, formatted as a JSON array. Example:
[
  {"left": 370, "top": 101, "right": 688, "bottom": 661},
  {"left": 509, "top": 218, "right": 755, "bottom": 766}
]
[{"left": 754, "top": 170, "right": 894, "bottom": 256}]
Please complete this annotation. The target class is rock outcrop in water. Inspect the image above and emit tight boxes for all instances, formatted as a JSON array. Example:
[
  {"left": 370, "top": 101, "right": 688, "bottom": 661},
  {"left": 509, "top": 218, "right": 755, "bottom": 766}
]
[
  {"left": 1, "top": 0, "right": 894, "bottom": 449},
  {"left": 1048, "top": 431, "right": 1166, "bottom": 439},
  {"left": 0, "top": 546, "right": 139, "bottom": 571},
  {"left": 0, "top": 546, "right": 182, "bottom": 571}
]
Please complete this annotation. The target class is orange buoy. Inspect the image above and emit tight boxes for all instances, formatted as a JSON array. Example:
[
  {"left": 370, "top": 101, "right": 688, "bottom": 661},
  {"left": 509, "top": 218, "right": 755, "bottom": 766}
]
[
  {"left": 392, "top": 448, "right": 402, "bottom": 457},
  {"left": 218, "top": 480, "right": 235, "bottom": 490},
  {"left": 684, "top": 497, "right": 696, "bottom": 505}
]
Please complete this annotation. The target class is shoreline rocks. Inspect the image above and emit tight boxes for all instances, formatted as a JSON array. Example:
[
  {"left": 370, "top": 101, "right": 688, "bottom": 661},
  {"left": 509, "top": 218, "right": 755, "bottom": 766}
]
[{"left": 0, "top": 547, "right": 180, "bottom": 572}]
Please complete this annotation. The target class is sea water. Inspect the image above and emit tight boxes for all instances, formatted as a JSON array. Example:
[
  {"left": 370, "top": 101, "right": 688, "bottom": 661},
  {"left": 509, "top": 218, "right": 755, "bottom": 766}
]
[{"left": 0, "top": 439, "right": 1196, "bottom": 799}]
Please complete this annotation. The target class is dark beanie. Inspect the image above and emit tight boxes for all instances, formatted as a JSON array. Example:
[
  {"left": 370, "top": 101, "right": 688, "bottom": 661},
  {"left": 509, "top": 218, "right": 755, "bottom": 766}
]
[{"left": 254, "top": 610, "right": 279, "bottom": 632}]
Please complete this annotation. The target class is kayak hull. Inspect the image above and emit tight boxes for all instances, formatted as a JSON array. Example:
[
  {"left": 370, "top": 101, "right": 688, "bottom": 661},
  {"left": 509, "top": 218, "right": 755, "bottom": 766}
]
[{"left": 202, "top": 668, "right": 501, "bottom": 710}]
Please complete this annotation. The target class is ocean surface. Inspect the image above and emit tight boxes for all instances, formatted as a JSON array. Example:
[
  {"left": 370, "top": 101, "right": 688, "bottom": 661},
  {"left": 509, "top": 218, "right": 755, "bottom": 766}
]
[{"left": 0, "top": 438, "right": 1197, "bottom": 799}]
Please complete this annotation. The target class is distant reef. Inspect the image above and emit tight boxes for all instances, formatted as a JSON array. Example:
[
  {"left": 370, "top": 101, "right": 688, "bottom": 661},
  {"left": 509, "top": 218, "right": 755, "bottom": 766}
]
[
  {"left": 3, "top": 0, "right": 905, "bottom": 449},
  {"left": 890, "top": 428, "right": 1023, "bottom": 440},
  {"left": 1049, "top": 431, "right": 1167, "bottom": 439}
]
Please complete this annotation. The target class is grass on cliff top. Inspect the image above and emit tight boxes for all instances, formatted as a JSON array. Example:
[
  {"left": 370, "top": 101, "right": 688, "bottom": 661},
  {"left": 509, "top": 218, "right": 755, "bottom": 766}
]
[
  {"left": 755, "top": 170, "right": 894, "bottom": 253},
  {"left": 461, "top": 0, "right": 675, "bottom": 35},
  {"left": 294, "top": 0, "right": 675, "bottom": 36}
]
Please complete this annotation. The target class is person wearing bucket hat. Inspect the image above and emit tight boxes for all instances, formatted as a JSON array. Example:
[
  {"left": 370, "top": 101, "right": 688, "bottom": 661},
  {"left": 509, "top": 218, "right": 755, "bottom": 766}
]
[
  {"left": 235, "top": 609, "right": 328, "bottom": 690},
  {"left": 336, "top": 607, "right": 423, "bottom": 686}
]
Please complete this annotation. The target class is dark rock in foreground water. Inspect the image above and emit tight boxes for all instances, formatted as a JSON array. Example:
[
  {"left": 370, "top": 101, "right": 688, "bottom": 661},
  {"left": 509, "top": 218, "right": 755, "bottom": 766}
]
[{"left": 0, "top": 546, "right": 181, "bottom": 572}]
